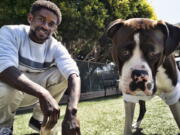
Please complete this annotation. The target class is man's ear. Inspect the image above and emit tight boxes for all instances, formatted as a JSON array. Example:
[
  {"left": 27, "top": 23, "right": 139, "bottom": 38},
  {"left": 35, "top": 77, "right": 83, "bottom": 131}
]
[
  {"left": 164, "top": 23, "right": 180, "bottom": 56},
  {"left": 27, "top": 13, "right": 33, "bottom": 24},
  {"left": 106, "top": 19, "right": 124, "bottom": 39}
]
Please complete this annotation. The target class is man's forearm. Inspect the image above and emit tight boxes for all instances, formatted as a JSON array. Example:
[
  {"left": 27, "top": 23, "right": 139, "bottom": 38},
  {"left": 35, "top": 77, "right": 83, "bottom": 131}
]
[
  {"left": 66, "top": 73, "right": 81, "bottom": 111},
  {"left": 0, "top": 66, "right": 61, "bottom": 129},
  {"left": 0, "top": 66, "right": 47, "bottom": 98}
]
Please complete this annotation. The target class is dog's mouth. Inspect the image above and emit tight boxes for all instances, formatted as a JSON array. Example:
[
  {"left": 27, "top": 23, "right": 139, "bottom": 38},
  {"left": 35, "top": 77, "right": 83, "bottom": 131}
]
[
  {"left": 125, "top": 88, "right": 153, "bottom": 96},
  {"left": 120, "top": 67, "right": 154, "bottom": 96},
  {"left": 121, "top": 79, "right": 154, "bottom": 96}
]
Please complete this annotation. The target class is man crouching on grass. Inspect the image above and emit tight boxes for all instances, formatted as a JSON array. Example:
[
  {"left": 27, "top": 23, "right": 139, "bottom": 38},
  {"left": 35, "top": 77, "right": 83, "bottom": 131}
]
[{"left": 0, "top": 0, "right": 81, "bottom": 135}]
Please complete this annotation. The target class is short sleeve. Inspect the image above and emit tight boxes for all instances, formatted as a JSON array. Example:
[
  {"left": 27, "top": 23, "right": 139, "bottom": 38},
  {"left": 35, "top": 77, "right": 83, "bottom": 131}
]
[
  {"left": 54, "top": 43, "right": 79, "bottom": 79},
  {"left": 0, "top": 26, "right": 19, "bottom": 72}
]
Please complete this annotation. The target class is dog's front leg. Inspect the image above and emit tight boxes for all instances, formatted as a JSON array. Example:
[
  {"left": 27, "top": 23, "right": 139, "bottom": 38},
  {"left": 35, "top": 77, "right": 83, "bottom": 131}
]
[
  {"left": 132, "top": 100, "right": 146, "bottom": 129},
  {"left": 169, "top": 100, "right": 180, "bottom": 129},
  {"left": 124, "top": 101, "right": 135, "bottom": 135}
]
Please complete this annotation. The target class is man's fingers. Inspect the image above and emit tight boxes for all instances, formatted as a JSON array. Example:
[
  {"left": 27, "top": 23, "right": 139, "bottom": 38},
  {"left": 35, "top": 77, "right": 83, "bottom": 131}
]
[
  {"left": 45, "top": 116, "right": 56, "bottom": 129},
  {"left": 76, "top": 127, "right": 81, "bottom": 135},
  {"left": 45, "top": 111, "right": 59, "bottom": 129},
  {"left": 62, "top": 123, "right": 81, "bottom": 135},
  {"left": 41, "top": 115, "right": 48, "bottom": 127},
  {"left": 62, "top": 127, "right": 81, "bottom": 135}
]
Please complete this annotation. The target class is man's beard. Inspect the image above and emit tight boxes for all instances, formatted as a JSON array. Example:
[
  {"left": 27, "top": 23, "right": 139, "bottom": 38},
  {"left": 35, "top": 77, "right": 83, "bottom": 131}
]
[{"left": 30, "top": 26, "right": 51, "bottom": 43}]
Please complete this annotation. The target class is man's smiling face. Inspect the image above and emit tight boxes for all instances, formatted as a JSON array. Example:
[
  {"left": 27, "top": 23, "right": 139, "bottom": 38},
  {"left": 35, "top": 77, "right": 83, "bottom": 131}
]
[{"left": 28, "top": 8, "right": 58, "bottom": 43}]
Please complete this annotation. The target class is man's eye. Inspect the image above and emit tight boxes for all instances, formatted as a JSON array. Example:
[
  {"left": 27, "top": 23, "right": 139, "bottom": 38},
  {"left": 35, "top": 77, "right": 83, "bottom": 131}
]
[
  {"left": 37, "top": 17, "right": 44, "bottom": 22},
  {"left": 49, "top": 22, "right": 56, "bottom": 27}
]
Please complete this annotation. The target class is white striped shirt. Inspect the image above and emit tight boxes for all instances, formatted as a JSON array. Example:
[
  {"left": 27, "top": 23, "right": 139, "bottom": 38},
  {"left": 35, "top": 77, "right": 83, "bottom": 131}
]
[{"left": 0, "top": 25, "right": 79, "bottom": 79}]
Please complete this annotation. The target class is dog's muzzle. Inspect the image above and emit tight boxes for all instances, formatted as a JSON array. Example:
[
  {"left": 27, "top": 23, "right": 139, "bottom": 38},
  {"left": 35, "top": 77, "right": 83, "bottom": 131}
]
[{"left": 127, "top": 69, "right": 154, "bottom": 96}]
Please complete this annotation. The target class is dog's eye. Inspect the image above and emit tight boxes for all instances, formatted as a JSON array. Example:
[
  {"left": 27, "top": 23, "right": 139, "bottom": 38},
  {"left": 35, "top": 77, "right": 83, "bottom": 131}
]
[
  {"left": 148, "top": 52, "right": 156, "bottom": 57},
  {"left": 122, "top": 50, "right": 130, "bottom": 56}
]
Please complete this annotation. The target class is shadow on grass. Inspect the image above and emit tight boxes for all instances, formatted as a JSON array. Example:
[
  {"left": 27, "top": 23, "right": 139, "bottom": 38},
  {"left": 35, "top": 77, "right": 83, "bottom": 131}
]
[
  {"left": 24, "top": 133, "right": 39, "bottom": 135},
  {"left": 79, "top": 94, "right": 122, "bottom": 103},
  {"left": 132, "top": 128, "right": 146, "bottom": 135},
  {"left": 132, "top": 128, "right": 159, "bottom": 135}
]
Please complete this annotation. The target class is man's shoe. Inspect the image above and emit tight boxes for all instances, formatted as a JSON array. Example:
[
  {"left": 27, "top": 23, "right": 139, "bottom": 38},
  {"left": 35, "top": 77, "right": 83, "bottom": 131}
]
[
  {"left": 29, "top": 117, "right": 42, "bottom": 132},
  {"left": 0, "top": 127, "right": 13, "bottom": 135}
]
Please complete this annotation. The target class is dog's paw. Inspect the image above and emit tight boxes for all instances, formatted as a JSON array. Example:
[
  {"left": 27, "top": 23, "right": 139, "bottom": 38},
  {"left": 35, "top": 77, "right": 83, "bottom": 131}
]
[{"left": 132, "top": 121, "right": 141, "bottom": 129}]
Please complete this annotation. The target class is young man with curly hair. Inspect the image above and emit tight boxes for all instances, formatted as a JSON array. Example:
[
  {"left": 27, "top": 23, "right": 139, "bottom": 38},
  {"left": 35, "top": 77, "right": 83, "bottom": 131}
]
[{"left": 0, "top": 1, "right": 81, "bottom": 135}]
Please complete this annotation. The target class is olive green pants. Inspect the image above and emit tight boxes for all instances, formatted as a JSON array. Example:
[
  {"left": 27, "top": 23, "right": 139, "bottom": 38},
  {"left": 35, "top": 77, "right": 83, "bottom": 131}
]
[{"left": 0, "top": 67, "right": 67, "bottom": 127}]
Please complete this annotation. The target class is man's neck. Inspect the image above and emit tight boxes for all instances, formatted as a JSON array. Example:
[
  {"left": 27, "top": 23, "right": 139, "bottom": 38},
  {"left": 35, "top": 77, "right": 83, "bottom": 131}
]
[{"left": 29, "top": 31, "right": 45, "bottom": 44}]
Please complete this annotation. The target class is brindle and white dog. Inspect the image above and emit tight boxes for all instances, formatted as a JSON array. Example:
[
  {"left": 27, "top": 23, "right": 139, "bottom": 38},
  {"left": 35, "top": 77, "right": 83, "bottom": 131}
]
[{"left": 105, "top": 18, "right": 180, "bottom": 135}]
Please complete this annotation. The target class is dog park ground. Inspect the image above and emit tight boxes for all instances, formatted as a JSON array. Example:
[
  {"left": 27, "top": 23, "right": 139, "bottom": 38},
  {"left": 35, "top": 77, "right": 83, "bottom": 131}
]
[{"left": 14, "top": 96, "right": 179, "bottom": 135}]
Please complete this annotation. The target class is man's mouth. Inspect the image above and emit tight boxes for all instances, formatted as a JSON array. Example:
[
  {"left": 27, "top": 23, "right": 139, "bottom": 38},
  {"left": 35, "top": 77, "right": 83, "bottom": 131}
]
[{"left": 39, "top": 28, "right": 48, "bottom": 35}]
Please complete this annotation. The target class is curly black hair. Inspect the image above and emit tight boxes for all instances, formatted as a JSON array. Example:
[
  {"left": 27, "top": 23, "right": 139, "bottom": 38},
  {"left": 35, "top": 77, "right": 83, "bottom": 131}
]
[{"left": 30, "top": 0, "right": 62, "bottom": 25}]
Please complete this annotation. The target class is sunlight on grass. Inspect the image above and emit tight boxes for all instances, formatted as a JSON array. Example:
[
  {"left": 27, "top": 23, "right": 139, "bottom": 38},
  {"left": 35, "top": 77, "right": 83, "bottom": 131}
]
[{"left": 14, "top": 96, "right": 179, "bottom": 135}]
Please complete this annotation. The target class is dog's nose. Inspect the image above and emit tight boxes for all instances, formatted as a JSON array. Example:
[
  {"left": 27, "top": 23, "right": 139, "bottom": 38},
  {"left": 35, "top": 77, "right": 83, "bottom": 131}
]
[
  {"left": 129, "top": 69, "right": 149, "bottom": 91},
  {"left": 131, "top": 69, "right": 148, "bottom": 81}
]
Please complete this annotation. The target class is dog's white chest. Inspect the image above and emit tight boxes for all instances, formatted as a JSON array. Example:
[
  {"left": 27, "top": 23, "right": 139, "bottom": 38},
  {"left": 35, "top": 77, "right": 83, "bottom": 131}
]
[{"left": 156, "top": 66, "right": 174, "bottom": 93}]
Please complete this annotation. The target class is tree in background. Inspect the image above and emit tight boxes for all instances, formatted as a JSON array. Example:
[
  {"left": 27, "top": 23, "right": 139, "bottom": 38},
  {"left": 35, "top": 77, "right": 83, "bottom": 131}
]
[
  {"left": 0, "top": 0, "right": 34, "bottom": 26},
  {"left": 0, "top": 0, "right": 156, "bottom": 62}
]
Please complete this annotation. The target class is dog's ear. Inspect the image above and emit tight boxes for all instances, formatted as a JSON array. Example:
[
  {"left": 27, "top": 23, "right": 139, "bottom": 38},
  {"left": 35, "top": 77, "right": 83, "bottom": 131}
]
[
  {"left": 99, "top": 19, "right": 124, "bottom": 46},
  {"left": 156, "top": 21, "right": 180, "bottom": 56},
  {"left": 103, "top": 19, "right": 124, "bottom": 70},
  {"left": 106, "top": 19, "right": 124, "bottom": 39},
  {"left": 99, "top": 19, "right": 124, "bottom": 69},
  {"left": 164, "top": 23, "right": 180, "bottom": 55}
]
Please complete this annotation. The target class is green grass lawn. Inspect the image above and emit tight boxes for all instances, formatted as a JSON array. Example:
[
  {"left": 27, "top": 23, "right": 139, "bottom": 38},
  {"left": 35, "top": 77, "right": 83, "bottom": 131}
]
[{"left": 14, "top": 96, "right": 179, "bottom": 135}]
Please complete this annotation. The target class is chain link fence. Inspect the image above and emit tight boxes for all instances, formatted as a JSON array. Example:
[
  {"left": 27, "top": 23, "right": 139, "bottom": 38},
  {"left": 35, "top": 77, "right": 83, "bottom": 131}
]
[
  {"left": 61, "top": 60, "right": 121, "bottom": 103},
  {"left": 77, "top": 60, "right": 119, "bottom": 92}
]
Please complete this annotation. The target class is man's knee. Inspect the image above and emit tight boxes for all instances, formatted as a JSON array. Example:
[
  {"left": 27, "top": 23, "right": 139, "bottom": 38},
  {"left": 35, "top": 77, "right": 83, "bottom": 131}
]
[
  {"left": 0, "top": 83, "right": 15, "bottom": 106},
  {"left": 46, "top": 67, "right": 67, "bottom": 88}
]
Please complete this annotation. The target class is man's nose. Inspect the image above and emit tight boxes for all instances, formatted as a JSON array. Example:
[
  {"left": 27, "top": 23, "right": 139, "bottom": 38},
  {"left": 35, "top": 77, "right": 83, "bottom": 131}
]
[{"left": 42, "top": 22, "right": 49, "bottom": 30}]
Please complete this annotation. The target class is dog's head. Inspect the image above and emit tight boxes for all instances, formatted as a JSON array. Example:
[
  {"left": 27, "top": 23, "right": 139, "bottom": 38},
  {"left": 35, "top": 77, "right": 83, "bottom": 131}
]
[{"left": 106, "top": 18, "right": 180, "bottom": 96}]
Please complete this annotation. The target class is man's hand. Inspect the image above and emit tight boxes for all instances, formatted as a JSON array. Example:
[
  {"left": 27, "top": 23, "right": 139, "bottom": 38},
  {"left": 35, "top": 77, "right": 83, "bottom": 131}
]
[
  {"left": 0, "top": 66, "right": 60, "bottom": 130},
  {"left": 61, "top": 74, "right": 81, "bottom": 135},
  {"left": 39, "top": 90, "right": 60, "bottom": 130},
  {"left": 62, "top": 109, "right": 81, "bottom": 135}
]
